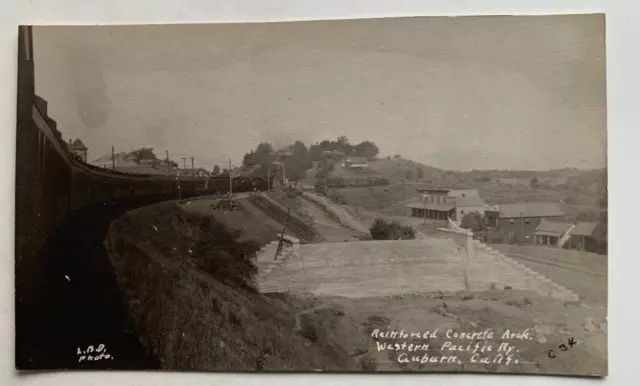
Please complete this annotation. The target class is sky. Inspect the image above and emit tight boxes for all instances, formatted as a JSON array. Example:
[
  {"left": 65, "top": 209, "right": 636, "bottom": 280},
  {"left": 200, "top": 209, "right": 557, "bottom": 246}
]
[{"left": 32, "top": 15, "right": 606, "bottom": 171}]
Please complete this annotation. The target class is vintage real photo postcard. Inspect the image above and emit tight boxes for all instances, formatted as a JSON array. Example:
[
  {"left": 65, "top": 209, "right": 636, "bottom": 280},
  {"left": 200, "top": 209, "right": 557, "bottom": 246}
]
[{"left": 15, "top": 14, "right": 607, "bottom": 376}]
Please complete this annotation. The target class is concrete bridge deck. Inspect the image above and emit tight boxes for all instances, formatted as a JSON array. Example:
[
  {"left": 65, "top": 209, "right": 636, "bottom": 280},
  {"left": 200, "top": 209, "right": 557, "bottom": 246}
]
[{"left": 257, "top": 237, "right": 576, "bottom": 300}]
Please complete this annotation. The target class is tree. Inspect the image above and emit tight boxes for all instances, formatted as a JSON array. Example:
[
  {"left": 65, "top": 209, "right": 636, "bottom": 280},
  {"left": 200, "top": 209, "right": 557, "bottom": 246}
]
[
  {"left": 213, "top": 165, "right": 221, "bottom": 175},
  {"left": 130, "top": 148, "right": 156, "bottom": 164},
  {"left": 416, "top": 168, "right": 424, "bottom": 181},
  {"left": 405, "top": 169, "right": 413, "bottom": 181},
  {"left": 243, "top": 142, "right": 276, "bottom": 179},
  {"left": 460, "top": 212, "right": 485, "bottom": 232},
  {"left": 335, "top": 136, "right": 352, "bottom": 156},
  {"left": 530, "top": 177, "right": 540, "bottom": 189},
  {"left": 243, "top": 143, "right": 275, "bottom": 168},
  {"left": 284, "top": 140, "right": 313, "bottom": 182},
  {"left": 370, "top": 219, "right": 415, "bottom": 240},
  {"left": 354, "top": 140, "right": 379, "bottom": 159},
  {"left": 220, "top": 168, "right": 230, "bottom": 177},
  {"left": 393, "top": 154, "right": 401, "bottom": 160}
]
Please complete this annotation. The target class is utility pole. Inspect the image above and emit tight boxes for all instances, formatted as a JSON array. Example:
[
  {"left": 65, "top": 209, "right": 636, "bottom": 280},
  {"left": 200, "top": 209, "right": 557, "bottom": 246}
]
[
  {"left": 181, "top": 157, "right": 188, "bottom": 169},
  {"left": 111, "top": 146, "right": 115, "bottom": 170},
  {"left": 423, "top": 195, "right": 427, "bottom": 225},
  {"left": 165, "top": 149, "right": 170, "bottom": 174},
  {"left": 176, "top": 169, "right": 181, "bottom": 200},
  {"left": 228, "top": 158, "right": 233, "bottom": 196},
  {"left": 520, "top": 212, "right": 524, "bottom": 244},
  {"left": 191, "top": 157, "right": 194, "bottom": 179},
  {"left": 282, "top": 162, "right": 286, "bottom": 186},
  {"left": 273, "top": 161, "right": 286, "bottom": 188},
  {"left": 274, "top": 209, "right": 292, "bottom": 261}
]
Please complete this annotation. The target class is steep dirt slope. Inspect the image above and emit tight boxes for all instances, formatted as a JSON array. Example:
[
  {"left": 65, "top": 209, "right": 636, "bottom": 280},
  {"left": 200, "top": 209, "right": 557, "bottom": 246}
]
[{"left": 105, "top": 202, "right": 375, "bottom": 371}]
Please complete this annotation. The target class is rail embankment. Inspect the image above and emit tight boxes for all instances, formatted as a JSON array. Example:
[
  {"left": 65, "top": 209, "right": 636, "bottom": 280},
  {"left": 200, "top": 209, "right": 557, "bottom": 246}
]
[
  {"left": 104, "top": 201, "right": 374, "bottom": 371},
  {"left": 300, "top": 192, "right": 370, "bottom": 234}
]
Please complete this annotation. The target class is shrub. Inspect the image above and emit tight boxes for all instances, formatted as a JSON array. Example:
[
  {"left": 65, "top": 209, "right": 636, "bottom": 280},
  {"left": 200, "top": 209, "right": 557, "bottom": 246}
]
[
  {"left": 370, "top": 219, "right": 415, "bottom": 240},
  {"left": 330, "top": 195, "right": 347, "bottom": 205},
  {"left": 460, "top": 212, "right": 485, "bottom": 232},
  {"left": 191, "top": 216, "right": 261, "bottom": 291}
]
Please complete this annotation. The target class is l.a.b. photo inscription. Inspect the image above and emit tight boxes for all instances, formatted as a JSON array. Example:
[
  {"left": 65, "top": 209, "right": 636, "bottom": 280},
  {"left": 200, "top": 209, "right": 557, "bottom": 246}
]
[{"left": 15, "top": 14, "right": 607, "bottom": 376}]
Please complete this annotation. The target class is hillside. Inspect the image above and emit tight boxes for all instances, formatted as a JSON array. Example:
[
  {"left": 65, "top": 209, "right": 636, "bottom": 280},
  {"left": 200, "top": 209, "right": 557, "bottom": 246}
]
[
  {"left": 302, "top": 157, "right": 447, "bottom": 187},
  {"left": 308, "top": 155, "right": 606, "bottom": 221},
  {"left": 103, "top": 192, "right": 606, "bottom": 375},
  {"left": 105, "top": 201, "right": 374, "bottom": 371}
]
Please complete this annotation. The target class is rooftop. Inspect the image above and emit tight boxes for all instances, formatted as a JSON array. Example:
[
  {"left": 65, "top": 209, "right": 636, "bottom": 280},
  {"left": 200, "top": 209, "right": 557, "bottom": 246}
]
[
  {"left": 571, "top": 222, "right": 600, "bottom": 237},
  {"left": 535, "top": 220, "right": 574, "bottom": 236},
  {"left": 69, "top": 139, "right": 88, "bottom": 151},
  {"left": 405, "top": 202, "right": 455, "bottom": 211},
  {"left": 447, "top": 189, "right": 480, "bottom": 198},
  {"left": 455, "top": 194, "right": 485, "bottom": 207},
  {"left": 499, "top": 203, "right": 565, "bottom": 218}
]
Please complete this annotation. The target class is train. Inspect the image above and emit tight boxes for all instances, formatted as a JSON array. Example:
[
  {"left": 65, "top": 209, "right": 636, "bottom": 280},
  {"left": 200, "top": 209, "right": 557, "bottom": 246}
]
[{"left": 15, "top": 26, "right": 269, "bottom": 270}]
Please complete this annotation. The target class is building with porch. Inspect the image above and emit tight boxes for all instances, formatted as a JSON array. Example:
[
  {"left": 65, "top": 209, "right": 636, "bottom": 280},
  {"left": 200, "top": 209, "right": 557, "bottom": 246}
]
[
  {"left": 406, "top": 188, "right": 486, "bottom": 221},
  {"left": 566, "top": 221, "right": 606, "bottom": 253},
  {"left": 533, "top": 220, "right": 574, "bottom": 247},
  {"left": 494, "top": 203, "right": 565, "bottom": 244},
  {"left": 406, "top": 202, "right": 455, "bottom": 220}
]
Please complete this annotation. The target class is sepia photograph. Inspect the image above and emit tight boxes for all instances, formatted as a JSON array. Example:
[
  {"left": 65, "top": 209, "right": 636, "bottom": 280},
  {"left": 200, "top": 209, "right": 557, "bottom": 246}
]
[{"left": 15, "top": 14, "right": 607, "bottom": 376}]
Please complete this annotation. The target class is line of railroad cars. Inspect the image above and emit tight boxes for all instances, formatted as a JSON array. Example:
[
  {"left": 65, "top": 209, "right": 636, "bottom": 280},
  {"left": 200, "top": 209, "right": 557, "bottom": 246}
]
[{"left": 71, "top": 164, "right": 270, "bottom": 210}]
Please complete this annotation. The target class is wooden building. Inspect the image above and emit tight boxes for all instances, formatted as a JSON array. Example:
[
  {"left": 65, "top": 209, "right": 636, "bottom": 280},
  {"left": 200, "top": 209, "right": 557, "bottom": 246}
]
[
  {"left": 493, "top": 203, "right": 565, "bottom": 244},
  {"left": 533, "top": 220, "right": 574, "bottom": 247}
]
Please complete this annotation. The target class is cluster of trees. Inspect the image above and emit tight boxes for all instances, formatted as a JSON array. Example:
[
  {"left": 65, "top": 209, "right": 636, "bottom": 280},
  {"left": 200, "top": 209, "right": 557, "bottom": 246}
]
[
  {"left": 211, "top": 164, "right": 232, "bottom": 177},
  {"left": 242, "top": 141, "right": 313, "bottom": 183},
  {"left": 308, "top": 136, "right": 380, "bottom": 161},
  {"left": 405, "top": 167, "right": 424, "bottom": 181},
  {"left": 240, "top": 136, "right": 381, "bottom": 183},
  {"left": 126, "top": 147, "right": 178, "bottom": 168},
  {"left": 369, "top": 219, "right": 416, "bottom": 240}
]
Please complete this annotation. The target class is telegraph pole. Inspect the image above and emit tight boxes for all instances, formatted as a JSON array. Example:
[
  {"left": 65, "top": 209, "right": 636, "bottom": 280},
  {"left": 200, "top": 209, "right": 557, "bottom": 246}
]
[
  {"left": 111, "top": 146, "right": 115, "bottom": 170},
  {"left": 191, "top": 157, "right": 194, "bottom": 179},
  {"left": 181, "top": 157, "right": 188, "bottom": 169},
  {"left": 520, "top": 212, "right": 524, "bottom": 244},
  {"left": 423, "top": 195, "right": 427, "bottom": 225},
  {"left": 282, "top": 162, "right": 286, "bottom": 186},
  {"left": 165, "top": 149, "right": 170, "bottom": 174},
  {"left": 176, "top": 169, "right": 181, "bottom": 200},
  {"left": 228, "top": 158, "right": 233, "bottom": 196}
]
